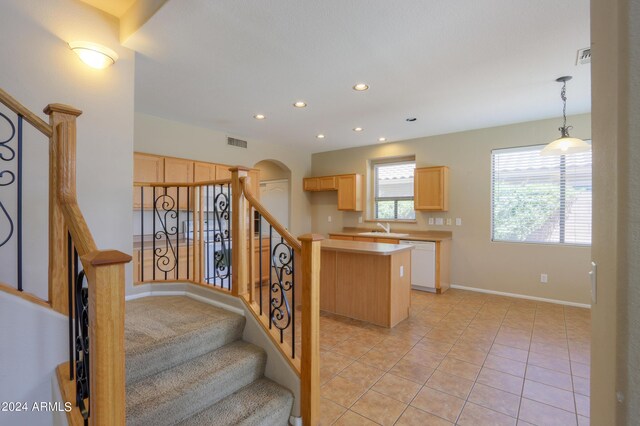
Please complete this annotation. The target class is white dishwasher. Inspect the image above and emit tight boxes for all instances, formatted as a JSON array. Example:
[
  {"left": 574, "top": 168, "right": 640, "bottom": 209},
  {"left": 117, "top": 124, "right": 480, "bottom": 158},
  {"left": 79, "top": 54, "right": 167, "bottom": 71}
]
[{"left": 399, "top": 240, "right": 436, "bottom": 292}]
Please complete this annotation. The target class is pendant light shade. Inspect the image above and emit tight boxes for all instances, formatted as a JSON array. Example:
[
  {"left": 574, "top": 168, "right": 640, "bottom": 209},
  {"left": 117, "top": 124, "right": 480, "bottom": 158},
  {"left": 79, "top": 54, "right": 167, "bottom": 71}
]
[{"left": 541, "top": 76, "right": 591, "bottom": 156}]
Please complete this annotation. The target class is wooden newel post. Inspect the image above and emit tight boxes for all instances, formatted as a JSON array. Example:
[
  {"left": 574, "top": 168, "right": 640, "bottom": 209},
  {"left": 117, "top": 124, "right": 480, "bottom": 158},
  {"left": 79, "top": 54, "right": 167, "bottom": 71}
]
[
  {"left": 298, "top": 233, "right": 324, "bottom": 426},
  {"left": 230, "top": 166, "right": 250, "bottom": 297},
  {"left": 44, "top": 103, "right": 83, "bottom": 315},
  {"left": 83, "top": 250, "right": 131, "bottom": 426}
]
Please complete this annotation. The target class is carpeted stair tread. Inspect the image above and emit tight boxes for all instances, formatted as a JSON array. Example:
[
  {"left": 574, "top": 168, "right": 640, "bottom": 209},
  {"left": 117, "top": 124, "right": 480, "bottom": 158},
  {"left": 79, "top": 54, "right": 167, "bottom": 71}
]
[
  {"left": 125, "top": 296, "right": 245, "bottom": 383},
  {"left": 177, "top": 378, "right": 293, "bottom": 426},
  {"left": 126, "top": 340, "right": 266, "bottom": 426}
]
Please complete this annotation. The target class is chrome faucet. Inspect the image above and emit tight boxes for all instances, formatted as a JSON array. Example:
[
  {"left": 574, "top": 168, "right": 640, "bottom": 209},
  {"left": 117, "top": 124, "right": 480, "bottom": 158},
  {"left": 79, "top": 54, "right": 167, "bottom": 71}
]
[{"left": 376, "top": 222, "right": 391, "bottom": 234}]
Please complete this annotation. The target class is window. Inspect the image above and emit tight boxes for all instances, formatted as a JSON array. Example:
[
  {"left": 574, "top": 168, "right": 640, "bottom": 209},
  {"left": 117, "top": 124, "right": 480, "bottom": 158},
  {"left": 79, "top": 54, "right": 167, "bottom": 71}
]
[
  {"left": 373, "top": 160, "right": 416, "bottom": 220},
  {"left": 491, "top": 144, "right": 592, "bottom": 245}
]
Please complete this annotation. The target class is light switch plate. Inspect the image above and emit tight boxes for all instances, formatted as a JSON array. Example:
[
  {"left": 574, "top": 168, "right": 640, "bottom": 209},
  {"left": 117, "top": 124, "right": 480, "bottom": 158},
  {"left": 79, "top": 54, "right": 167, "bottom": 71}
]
[
  {"left": 456, "top": 218, "right": 462, "bottom": 226},
  {"left": 358, "top": 216, "right": 363, "bottom": 224},
  {"left": 328, "top": 215, "right": 332, "bottom": 223},
  {"left": 400, "top": 265, "right": 404, "bottom": 277},
  {"left": 435, "top": 218, "right": 444, "bottom": 226},
  {"left": 446, "top": 218, "right": 452, "bottom": 225},
  {"left": 428, "top": 218, "right": 434, "bottom": 225}
]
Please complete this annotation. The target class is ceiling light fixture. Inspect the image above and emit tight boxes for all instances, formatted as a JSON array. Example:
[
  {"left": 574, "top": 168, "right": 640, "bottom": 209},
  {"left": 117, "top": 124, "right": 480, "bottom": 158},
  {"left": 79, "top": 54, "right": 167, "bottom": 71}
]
[
  {"left": 69, "top": 41, "right": 118, "bottom": 69},
  {"left": 353, "top": 127, "right": 363, "bottom": 132},
  {"left": 378, "top": 137, "right": 387, "bottom": 142},
  {"left": 254, "top": 114, "right": 266, "bottom": 120},
  {"left": 353, "top": 83, "right": 369, "bottom": 91},
  {"left": 406, "top": 117, "right": 417, "bottom": 122},
  {"left": 293, "top": 101, "right": 307, "bottom": 108},
  {"left": 316, "top": 134, "right": 325, "bottom": 139},
  {"left": 541, "top": 76, "right": 591, "bottom": 156}
]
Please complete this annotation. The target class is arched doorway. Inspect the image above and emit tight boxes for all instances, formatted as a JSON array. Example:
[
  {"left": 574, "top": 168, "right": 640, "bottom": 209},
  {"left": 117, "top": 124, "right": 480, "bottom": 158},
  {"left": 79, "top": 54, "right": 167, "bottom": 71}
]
[{"left": 253, "top": 159, "right": 292, "bottom": 230}]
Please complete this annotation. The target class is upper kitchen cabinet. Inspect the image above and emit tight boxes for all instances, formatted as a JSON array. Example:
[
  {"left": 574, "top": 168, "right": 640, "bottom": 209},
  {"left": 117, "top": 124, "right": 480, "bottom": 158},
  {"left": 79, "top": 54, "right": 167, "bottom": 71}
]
[
  {"left": 414, "top": 166, "right": 449, "bottom": 211},
  {"left": 337, "top": 174, "right": 362, "bottom": 211},
  {"left": 216, "top": 164, "right": 232, "bottom": 180},
  {"left": 133, "top": 153, "right": 164, "bottom": 209},
  {"left": 193, "top": 161, "right": 217, "bottom": 182},
  {"left": 304, "top": 176, "right": 337, "bottom": 191},
  {"left": 164, "top": 157, "right": 194, "bottom": 210}
]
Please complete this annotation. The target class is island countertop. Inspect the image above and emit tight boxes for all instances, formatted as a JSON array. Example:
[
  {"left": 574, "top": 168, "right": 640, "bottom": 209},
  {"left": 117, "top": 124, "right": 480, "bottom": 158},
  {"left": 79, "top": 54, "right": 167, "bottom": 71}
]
[
  {"left": 321, "top": 239, "right": 413, "bottom": 255},
  {"left": 329, "top": 227, "right": 452, "bottom": 242}
]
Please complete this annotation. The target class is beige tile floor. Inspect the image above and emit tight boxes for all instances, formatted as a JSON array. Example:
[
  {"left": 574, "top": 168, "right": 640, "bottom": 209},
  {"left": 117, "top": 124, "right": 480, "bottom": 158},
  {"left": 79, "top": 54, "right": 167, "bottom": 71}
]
[{"left": 313, "top": 289, "right": 591, "bottom": 426}]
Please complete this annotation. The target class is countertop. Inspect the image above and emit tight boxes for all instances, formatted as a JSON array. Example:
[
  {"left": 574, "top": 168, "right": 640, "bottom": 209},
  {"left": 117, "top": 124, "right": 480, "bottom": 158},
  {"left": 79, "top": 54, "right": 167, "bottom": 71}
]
[
  {"left": 329, "top": 227, "right": 452, "bottom": 242},
  {"left": 321, "top": 239, "right": 413, "bottom": 255}
]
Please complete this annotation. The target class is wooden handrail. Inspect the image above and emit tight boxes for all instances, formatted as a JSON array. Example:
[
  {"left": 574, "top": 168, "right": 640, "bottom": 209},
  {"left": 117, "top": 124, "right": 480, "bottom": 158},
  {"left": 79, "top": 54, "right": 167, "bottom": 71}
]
[
  {"left": 240, "top": 176, "right": 302, "bottom": 252},
  {"left": 133, "top": 179, "right": 232, "bottom": 188},
  {"left": 0, "top": 88, "right": 53, "bottom": 137}
]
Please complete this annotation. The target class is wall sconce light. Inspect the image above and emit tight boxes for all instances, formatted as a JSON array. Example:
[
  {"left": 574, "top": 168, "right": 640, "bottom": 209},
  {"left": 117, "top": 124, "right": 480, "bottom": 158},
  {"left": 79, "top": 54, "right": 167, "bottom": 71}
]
[{"left": 69, "top": 41, "right": 118, "bottom": 69}]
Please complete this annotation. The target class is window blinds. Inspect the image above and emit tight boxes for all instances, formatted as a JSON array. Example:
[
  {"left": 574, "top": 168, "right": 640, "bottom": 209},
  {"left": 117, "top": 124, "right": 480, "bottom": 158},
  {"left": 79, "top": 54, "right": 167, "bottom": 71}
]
[{"left": 491, "top": 144, "right": 592, "bottom": 245}]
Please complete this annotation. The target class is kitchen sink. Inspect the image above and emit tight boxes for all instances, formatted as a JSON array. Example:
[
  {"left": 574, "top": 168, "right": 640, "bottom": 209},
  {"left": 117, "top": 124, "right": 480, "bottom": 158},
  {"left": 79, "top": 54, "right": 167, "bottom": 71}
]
[{"left": 358, "top": 232, "right": 409, "bottom": 238}]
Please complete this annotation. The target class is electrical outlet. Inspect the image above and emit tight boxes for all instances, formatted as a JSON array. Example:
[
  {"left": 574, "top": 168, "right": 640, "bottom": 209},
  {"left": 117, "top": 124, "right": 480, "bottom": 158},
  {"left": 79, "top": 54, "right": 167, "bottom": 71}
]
[
  {"left": 358, "top": 216, "right": 363, "bottom": 224},
  {"left": 446, "top": 218, "right": 452, "bottom": 226},
  {"left": 435, "top": 217, "right": 444, "bottom": 226},
  {"left": 328, "top": 215, "right": 332, "bottom": 223},
  {"left": 428, "top": 218, "right": 434, "bottom": 225},
  {"left": 456, "top": 218, "right": 462, "bottom": 226},
  {"left": 400, "top": 265, "right": 404, "bottom": 277},
  {"left": 540, "top": 273, "right": 548, "bottom": 283}
]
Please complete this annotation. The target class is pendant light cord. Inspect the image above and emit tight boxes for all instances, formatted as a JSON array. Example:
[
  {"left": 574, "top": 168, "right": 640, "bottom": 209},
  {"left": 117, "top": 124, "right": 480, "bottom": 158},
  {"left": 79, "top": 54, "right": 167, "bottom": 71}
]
[{"left": 560, "top": 80, "right": 567, "bottom": 130}]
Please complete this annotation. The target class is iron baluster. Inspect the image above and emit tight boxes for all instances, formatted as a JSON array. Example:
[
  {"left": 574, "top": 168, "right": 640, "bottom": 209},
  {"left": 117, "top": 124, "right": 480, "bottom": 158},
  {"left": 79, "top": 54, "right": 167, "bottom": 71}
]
[
  {"left": 291, "top": 250, "right": 295, "bottom": 359},
  {"left": 140, "top": 186, "right": 144, "bottom": 282},
  {"left": 67, "top": 232, "right": 74, "bottom": 381},
  {"left": 258, "top": 212, "right": 263, "bottom": 315},
  {"left": 153, "top": 187, "right": 178, "bottom": 278},
  {"left": 16, "top": 115, "right": 22, "bottom": 291},
  {"left": 186, "top": 186, "right": 190, "bottom": 280},
  {"left": 152, "top": 186, "right": 156, "bottom": 281},
  {"left": 73, "top": 247, "right": 90, "bottom": 423},
  {"left": 176, "top": 187, "right": 180, "bottom": 280},
  {"left": 269, "top": 225, "right": 273, "bottom": 330},
  {"left": 270, "top": 234, "right": 294, "bottom": 345}
]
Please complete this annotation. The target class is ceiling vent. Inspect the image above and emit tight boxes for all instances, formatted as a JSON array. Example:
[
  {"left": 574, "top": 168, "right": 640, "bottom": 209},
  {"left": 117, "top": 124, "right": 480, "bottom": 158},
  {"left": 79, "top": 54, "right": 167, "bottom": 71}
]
[
  {"left": 576, "top": 47, "right": 591, "bottom": 65},
  {"left": 227, "top": 137, "right": 248, "bottom": 149}
]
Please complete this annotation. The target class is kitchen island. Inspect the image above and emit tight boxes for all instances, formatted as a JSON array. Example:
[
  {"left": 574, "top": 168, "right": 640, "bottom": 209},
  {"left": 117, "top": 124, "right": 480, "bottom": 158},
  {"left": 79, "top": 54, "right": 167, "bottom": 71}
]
[{"left": 320, "top": 239, "right": 413, "bottom": 328}]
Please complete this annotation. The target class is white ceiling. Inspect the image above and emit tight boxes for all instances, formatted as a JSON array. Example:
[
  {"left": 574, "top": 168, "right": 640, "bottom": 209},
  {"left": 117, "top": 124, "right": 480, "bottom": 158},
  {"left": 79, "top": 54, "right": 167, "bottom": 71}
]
[
  {"left": 126, "top": 0, "right": 591, "bottom": 154},
  {"left": 79, "top": 0, "right": 137, "bottom": 17}
]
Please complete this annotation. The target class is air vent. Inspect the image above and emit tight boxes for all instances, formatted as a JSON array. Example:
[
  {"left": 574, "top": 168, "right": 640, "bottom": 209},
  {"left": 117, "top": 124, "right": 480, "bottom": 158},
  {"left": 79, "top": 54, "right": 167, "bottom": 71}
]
[
  {"left": 227, "top": 137, "right": 248, "bottom": 149},
  {"left": 576, "top": 47, "right": 591, "bottom": 65}
]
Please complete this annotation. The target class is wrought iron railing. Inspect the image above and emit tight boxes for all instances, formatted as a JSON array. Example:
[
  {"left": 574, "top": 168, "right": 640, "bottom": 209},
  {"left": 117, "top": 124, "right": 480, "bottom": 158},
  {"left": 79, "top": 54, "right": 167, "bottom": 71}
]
[
  {"left": 0, "top": 109, "right": 24, "bottom": 291},
  {"left": 134, "top": 180, "right": 233, "bottom": 290},
  {"left": 67, "top": 232, "right": 90, "bottom": 425}
]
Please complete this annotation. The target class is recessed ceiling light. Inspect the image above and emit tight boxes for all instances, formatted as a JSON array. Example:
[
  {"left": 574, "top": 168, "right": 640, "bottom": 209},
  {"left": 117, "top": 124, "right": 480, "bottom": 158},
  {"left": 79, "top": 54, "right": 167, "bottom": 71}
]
[
  {"left": 317, "top": 134, "right": 325, "bottom": 139},
  {"left": 353, "top": 83, "right": 369, "bottom": 91},
  {"left": 406, "top": 117, "right": 417, "bottom": 122},
  {"left": 254, "top": 114, "right": 265, "bottom": 120},
  {"left": 378, "top": 137, "right": 387, "bottom": 142},
  {"left": 353, "top": 127, "right": 363, "bottom": 132},
  {"left": 293, "top": 101, "right": 307, "bottom": 108}
]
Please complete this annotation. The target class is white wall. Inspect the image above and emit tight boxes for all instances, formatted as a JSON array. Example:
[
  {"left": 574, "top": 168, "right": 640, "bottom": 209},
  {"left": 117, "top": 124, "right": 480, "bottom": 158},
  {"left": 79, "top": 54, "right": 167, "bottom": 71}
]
[
  {"left": 310, "top": 114, "right": 592, "bottom": 305},
  {"left": 0, "top": 1, "right": 135, "bottom": 424},
  {"left": 134, "top": 112, "right": 312, "bottom": 237}
]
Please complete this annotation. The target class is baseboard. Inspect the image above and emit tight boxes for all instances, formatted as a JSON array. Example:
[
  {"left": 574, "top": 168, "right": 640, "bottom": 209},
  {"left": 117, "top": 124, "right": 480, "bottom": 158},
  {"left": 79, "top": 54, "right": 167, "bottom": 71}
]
[
  {"left": 125, "top": 286, "right": 245, "bottom": 316},
  {"left": 450, "top": 284, "right": 591, "bottom": 309}
]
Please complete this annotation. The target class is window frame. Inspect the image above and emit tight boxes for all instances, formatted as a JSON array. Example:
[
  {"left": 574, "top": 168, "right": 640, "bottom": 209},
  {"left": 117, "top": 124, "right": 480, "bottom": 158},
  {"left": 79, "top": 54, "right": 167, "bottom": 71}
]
[
  {"left": 490, "top": 143, "right": 592, "bottom": 247},
  {"left": 372, "top": 159, "right": 416, "bottom": 221}
]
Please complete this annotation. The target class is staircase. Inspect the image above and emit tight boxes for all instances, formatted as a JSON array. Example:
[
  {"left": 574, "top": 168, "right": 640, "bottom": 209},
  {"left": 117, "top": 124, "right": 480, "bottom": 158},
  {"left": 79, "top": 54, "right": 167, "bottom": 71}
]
[{"left": 125, "top": 296, "right": 294, "bottom": 426}]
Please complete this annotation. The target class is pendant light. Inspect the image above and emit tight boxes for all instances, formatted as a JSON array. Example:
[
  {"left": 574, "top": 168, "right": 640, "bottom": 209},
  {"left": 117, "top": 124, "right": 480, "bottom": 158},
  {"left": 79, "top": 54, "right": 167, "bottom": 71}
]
[{"left": 541, "top": 76, "right": 591, "bottom": 156}]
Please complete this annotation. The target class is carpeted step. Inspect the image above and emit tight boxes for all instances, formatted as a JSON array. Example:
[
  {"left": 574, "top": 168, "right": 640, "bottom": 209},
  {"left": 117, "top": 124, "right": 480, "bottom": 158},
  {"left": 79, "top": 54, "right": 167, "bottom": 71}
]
[
  {"left": 126, "top": 340, "right": 267, "bottom": 426},
  {"left": 125, "top": 296, "right": 245, "bottom": 383},
  {"left": 177, "top": 378, "right": 293, "bottom": 426}
]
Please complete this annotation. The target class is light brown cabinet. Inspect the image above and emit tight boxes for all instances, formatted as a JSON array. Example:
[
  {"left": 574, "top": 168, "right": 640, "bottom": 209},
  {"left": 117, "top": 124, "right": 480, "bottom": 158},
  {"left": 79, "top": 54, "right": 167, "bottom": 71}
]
[
  {"left": 134, "top": 246, "right": 192, "bottom": 283},
  {"left": 133, "top": 153, "right": 164, "bottom": 209},
  {"left": 194, "top": 162, "right": 217, "bottom": 182},
  {"left": 414, "top": 166, "right": 449, "bottom": 211},
  {"left": 303, "top": 173, "right": 361, "bottom": 210},
  {"left": 216, "top": 165, "right": 232, "bottom": 180},
  {"left": 303, "top": 176, "right": 337, "bottom": 191},
  {"left": 164, "top": 157, "right": 193, "bottom": 210},
  {"left": 337, "top": 174, "right": 362, "bottom": 211}
]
